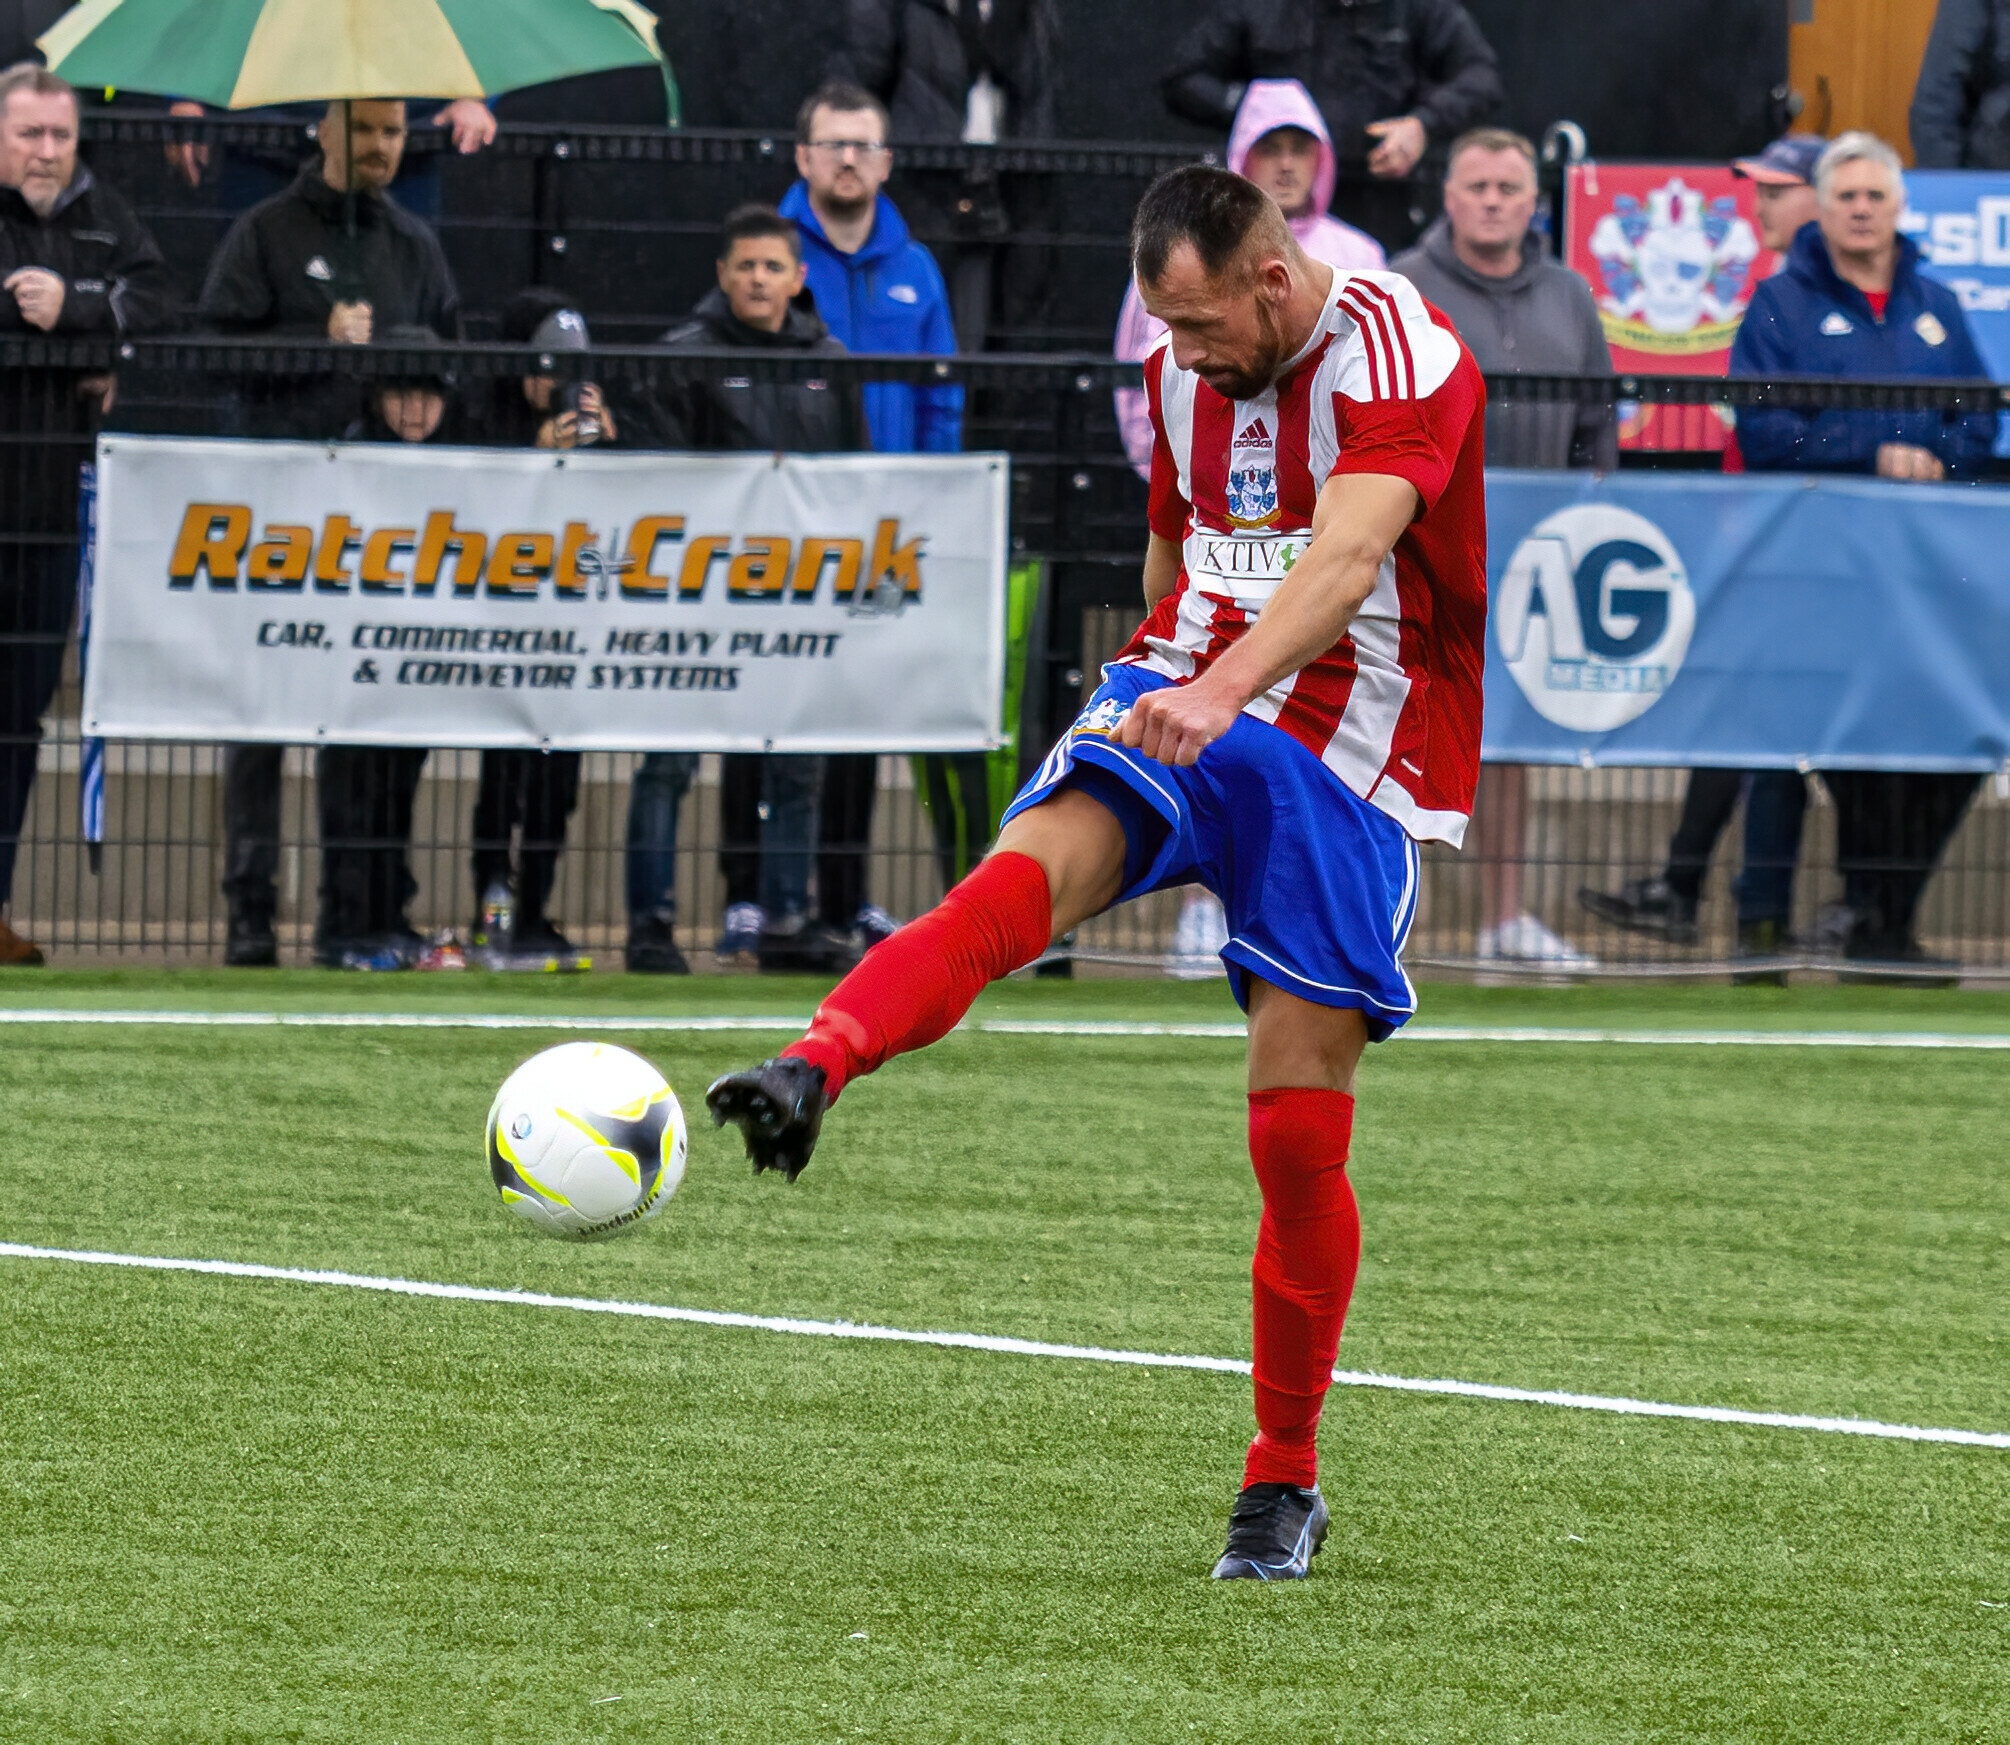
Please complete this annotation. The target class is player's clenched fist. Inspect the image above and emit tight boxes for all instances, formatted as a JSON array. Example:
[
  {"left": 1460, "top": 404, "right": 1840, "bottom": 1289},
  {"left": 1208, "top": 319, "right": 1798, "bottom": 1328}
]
[{"left": 1117, "top": 681, "right": 1241, "bottom": 766}]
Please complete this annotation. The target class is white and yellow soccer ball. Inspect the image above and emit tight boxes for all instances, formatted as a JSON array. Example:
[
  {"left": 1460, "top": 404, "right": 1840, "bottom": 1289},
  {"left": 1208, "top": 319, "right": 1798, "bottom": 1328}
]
[{"left": 486, "top": 1042, "right": 688, "bottom": 1240}]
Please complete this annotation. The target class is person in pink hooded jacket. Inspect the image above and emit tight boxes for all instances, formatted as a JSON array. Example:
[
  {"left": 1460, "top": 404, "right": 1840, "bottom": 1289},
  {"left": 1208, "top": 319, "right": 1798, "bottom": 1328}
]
[
  {"left": 1112, "top": 78, "right": 1385, "bottom": 479},
  {"left": 1113, "top": 79, "right": 1385, "bottom": 975}
]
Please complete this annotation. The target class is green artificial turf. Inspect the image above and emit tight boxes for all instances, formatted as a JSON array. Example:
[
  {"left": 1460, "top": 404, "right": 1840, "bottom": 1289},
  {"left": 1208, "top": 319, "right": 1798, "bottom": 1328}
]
[{"left": 1, "top": 982, "right": 2005, "bottom": 1742}]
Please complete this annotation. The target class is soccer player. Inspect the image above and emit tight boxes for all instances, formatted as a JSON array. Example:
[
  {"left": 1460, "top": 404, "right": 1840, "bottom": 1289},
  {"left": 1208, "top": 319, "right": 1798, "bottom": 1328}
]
[{"left": 709, "top": 164, "right": 1487, "bottom": 1581}]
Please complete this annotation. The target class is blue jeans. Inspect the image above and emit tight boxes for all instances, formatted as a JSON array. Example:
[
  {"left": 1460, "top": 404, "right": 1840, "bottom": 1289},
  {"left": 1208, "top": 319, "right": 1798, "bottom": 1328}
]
[
  {"left": 1732, "top": 771, "right": 1809, "bottom": 925},
  {"left": 624, "top": 752, "right": 698, "bottom": 925},
  {"left": 719, "top": 754, "right": 822, "bottom": 918}
]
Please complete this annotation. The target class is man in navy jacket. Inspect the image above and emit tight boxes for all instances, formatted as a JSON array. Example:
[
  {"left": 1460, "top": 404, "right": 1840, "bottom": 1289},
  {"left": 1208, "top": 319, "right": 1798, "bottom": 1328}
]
[{"left": 1731, "top": 131, "right": 1992, "bottom": 978}]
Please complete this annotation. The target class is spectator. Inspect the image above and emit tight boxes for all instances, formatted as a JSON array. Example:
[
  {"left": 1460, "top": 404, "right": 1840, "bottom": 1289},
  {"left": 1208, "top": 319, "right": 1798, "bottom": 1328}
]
[
  {"left": 626, "top": 202, "right": 868, "bottom": 973},
  {"left": 779, "top": 80, "right": 962, "bottom": 947},
  {"left": 196, "top": 95, "right": 460, "bottom": 967},
  {"left": 1577, "top": 134, "right": 1825, "bottom": 978},
  {"left": 466, "top": 291, "right": 611, "bottom": 965},
  {"left": 1160, "top": 0, "right": 1502, "bottom": 253},
  {"left": 1730, "top": 131, "right": 1992, "bottom": 982},
  {"left": 1911, "top": 0, "right": 2010, "bottom": 169},
  {"left": 1, "top": 61, "right": 167, "bottom": 966},
  {"left": 827, "top": 0, "right": 1062, "bottom": 351},
  {"left": 313, "top": 330, "right": 456, "bottom": 969},
  {"left": 1113, "top": 76, "right": 1383, "bottom": 977},
  {"left": 1389, "top": 125, "right": 1608, "bottom": 967},
  {"left": 163, "top": 97, "right": 497, "bottom": 223},
  {"left": 1114, "top": 79, "right": 1384, "bottom": 477}
]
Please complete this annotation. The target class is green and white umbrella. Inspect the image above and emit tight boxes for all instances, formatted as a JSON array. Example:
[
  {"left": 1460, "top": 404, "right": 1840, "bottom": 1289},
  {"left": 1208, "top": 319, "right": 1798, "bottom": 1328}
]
[{"left": 39, "top": 0, "right": 671, "bottom": 110}]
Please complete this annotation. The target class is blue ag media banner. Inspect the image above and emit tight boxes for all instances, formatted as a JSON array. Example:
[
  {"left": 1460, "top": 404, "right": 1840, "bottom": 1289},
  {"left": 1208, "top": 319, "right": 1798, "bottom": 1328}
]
[
  {"left": 1903, "top": 170, "right": 2010, "bottom": 378},
  {"left": 1482, "top": 470, "right": 2010, "bottom": 771}
]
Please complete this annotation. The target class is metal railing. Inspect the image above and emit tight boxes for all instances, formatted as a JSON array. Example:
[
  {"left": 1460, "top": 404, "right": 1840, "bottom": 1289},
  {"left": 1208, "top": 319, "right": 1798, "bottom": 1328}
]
[{"left": 5, "top": 339, "right": 2007, "bottom": 979}]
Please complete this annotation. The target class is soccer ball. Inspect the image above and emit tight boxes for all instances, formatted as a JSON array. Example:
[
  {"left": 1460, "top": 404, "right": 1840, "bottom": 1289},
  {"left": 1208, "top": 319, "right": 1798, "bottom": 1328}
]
[{"left": 486, "top": 1042, "right": 688, "bottom": 1241}]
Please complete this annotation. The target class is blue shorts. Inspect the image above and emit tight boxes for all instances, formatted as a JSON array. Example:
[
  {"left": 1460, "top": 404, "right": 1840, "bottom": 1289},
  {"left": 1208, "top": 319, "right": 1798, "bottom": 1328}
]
[{"left": 1004, "top": 665, "right": 1422, "bottom": 1041}]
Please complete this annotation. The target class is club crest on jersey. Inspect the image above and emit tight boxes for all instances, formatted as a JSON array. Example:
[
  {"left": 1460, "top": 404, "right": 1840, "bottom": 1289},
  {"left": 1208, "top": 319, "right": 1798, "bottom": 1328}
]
[{"left": 1225, "top": 464, "right": 1278, "bottom": 529}]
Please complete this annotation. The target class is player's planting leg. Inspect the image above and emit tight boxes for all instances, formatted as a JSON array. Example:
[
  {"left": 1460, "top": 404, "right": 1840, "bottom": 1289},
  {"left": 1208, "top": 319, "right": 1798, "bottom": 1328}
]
[
  {"left": 707, "top": 790, "right": 1128, "bottom": 1178},
  {"left": 1213, "top": 985, "right": 1367, "bottom": 1581}
]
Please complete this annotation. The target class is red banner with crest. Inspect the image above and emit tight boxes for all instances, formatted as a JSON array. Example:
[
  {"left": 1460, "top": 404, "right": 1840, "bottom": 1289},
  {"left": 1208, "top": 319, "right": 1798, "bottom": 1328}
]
[{"left": 1564, "top": 163, "right": 1783, "bottom": 454}]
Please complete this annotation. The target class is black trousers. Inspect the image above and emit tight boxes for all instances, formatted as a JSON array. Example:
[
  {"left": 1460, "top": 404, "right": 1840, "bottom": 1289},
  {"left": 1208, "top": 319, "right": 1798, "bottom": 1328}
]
[
  {"left": 221, "top": 741, "right": 283, "bottom": 923},
  {"left": 315, "top": 745, "right": 428, "bottom": 945},
  {"left": 816, "top": 753, "right": 878, "bottom": 927},
  {"left": 1826, "top": 771, "right": 1980, "bottom": 953},
  {"left": 471, "top": 748, "right": 581, "bottom": 921},
  {"left": 0, "top": 540, "right": 75, "bottom": 908}
]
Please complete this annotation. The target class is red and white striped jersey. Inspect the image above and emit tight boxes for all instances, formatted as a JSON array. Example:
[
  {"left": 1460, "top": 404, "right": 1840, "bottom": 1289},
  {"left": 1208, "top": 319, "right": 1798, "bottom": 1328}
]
[{"left": 1120, "top": 268, "right": 1488, "bottom": 846}]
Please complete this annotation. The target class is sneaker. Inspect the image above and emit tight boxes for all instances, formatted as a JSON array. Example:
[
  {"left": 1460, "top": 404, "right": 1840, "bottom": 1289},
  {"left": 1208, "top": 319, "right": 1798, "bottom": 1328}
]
[
  {"left": 223, "top": 912, "right": 277, "bottom": 968},
  {"left": 1211, "top": 1482, "right": 1330, "bottom": 1581},
  {"left": 1477, "top": 914, "right": 1599, "bottom": 966},
  {"left": 1167, "top": 891, "right": 1229, "bottom": 980},
  {"left": 1576, "top": 877, "right": 1699, "bottom": 946},
  {"left": 852, "top": 903, "right": 901, "bottom": 950},
  {"left": 626, "top": 913, "right": 691, "bottom": 975},
  {"left": 1732, "top": 917, "right": 1790, "bottom": 987},
  {"left": 0, "top": 917, "right": 45, "bottom": 966},
  {"left": 513, "top": 914, "right": 574, "bottom": 955},
  {"left": 718, "top": 902, "right": 765, "bottom": 968},
  {"left": 312, "top": 938, "right": 409, "bottom": 971},
  {"left": 759, "top": 911, "right": 849, "bottom": 973},
  {"left": 706, "top": 1056, "right": 829, "bottom": 1181},
  {"left": 1839, "top": 933, "right": 1961, "bottom": 989}
]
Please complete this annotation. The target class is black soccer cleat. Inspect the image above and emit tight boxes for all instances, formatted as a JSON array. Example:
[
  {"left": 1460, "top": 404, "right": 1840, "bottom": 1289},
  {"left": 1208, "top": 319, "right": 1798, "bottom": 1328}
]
[
  {"left": 705, "top": 1056, "right": 829, "bottom": 1182},
  {"left": 1210, "top": 1482, "right": 1330, "bottom": 1581}
]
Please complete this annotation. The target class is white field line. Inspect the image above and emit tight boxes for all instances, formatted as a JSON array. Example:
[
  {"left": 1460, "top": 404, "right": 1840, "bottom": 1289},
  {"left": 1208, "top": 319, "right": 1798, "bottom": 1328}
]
[
  {"left": 4, "top": 1008, "right": 2010, "bottom": 1050},
  {"left": 3, "top": 1241, "right": 2004, "bottom": 1451}
]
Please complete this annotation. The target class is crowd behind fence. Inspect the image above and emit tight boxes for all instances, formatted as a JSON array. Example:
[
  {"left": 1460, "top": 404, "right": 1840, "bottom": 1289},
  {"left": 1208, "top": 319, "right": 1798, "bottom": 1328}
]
[
  {"left": 6, "top": 336, "right": 2008, "bottom": 980},
  {"left": 4, "top": 112, "right": 2008, "bottom": 980}
]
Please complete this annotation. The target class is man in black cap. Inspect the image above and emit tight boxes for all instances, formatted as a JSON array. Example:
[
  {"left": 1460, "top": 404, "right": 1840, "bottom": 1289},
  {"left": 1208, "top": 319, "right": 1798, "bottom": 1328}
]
[{"left": 196, "top": 95, "right": 461, "bottom": 965}]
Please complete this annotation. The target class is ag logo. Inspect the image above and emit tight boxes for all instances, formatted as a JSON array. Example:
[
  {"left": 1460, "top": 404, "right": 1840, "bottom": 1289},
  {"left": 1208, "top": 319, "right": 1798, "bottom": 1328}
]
[{"left": 1494, "top": 505, "right": 1695, "bottom": 731}]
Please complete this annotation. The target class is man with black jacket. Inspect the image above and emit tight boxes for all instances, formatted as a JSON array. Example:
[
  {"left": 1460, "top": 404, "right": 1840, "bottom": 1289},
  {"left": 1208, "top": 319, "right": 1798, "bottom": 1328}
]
[
  {"left": 1161, "top": 0, "right": 1502, "bottom": 252},
  {"left": 625, "top": 203, "right": 867, "bottom": 973},
  {"left": 195, "top": 96, "right": 460, "bottom": 966},
  {"left": 1912, "top": 0, "right": 2010, "bottom": 169},
  {"left": 1, "top": 62, "right": 168, "bottom": 965}
]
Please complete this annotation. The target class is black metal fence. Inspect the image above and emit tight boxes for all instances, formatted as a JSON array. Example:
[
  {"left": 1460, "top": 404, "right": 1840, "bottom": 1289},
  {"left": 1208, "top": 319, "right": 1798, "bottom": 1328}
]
[{"left": 4, "top": 331, "right": 2007, "bottom": 979}]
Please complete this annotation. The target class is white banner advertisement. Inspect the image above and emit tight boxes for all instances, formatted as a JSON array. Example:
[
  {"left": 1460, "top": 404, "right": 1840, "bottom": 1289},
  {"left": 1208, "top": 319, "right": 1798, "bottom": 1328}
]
[{"left": 84, "top": 437, "right": 1010, "bottom": 752}]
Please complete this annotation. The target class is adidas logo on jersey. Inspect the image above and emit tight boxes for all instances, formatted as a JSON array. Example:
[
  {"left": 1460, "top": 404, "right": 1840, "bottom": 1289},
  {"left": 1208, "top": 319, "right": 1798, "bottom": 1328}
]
[{"left": 1233, "top": 416, "right": 1273, "bottom": 449}]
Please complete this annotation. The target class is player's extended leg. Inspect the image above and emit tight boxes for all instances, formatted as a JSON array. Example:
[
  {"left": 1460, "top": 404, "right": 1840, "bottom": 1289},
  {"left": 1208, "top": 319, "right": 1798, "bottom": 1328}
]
[
  {"left": 705, "top": 787, "right": 1130, "bottom": 1179},
  {"left": 1212, "top": 978, "right": 1367, "bottom": 1581}
]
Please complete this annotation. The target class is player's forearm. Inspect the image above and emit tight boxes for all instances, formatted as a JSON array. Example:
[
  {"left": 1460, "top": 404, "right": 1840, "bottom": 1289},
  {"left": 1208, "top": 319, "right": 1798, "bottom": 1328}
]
[{"left": 1190, "top": 536, "right": 1382, "bottom": 710}]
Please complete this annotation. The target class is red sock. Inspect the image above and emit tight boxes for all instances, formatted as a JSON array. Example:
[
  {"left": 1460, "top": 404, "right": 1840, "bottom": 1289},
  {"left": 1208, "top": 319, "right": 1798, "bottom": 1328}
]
[
  {"left": 782, "top": 851, "right": 1052, "bottom": 1102},
  {"left": 1242, "top": 1087, "right": 1360, "bottom": 1491}
]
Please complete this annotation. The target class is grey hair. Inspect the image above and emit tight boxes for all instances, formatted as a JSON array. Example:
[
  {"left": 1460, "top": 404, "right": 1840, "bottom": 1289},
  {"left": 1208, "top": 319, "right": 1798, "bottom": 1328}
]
[{"left": 1814, "top": 131, "right": 1905, "bottom": 204}]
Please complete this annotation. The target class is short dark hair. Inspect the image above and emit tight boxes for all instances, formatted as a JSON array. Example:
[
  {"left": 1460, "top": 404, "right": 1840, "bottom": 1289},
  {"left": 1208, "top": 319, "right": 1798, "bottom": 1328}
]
[
  {"left": 796, "top": 80, "right": 889, "bottom": 146},
  {"left": 1132, "top": 164, "right": 1284, "bottom": 289},
  {"left": 720, "top": 202, "right": 801, "bottom": 262}
]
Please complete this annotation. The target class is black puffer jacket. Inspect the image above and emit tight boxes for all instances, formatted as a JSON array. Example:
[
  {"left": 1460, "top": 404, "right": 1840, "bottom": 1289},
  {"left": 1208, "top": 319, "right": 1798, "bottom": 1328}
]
[
  {"left": 650, "top": 288, "right": 867, "bottom": 454},
  {"left": 1161, "top": 0, "right": 1501, "bottom": 174},
  {"left": 830, "top": 0, "right": 1059, "bottom": 140},
  {"left": 1911, "top": 0, "right": 2010, "bottom": 169}
]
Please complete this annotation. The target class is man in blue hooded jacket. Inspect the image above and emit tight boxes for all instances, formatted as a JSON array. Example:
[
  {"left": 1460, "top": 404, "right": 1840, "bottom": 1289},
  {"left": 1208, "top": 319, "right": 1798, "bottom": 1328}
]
[
  {"left": 1731, "top": 130, "right": 1992, "bottom": 979},
  {"left": 779, "top": 80, "right": 968, "bottom": 949},
  {"left": 779, "top": 80, "right": 960, "bottom": 455}
]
